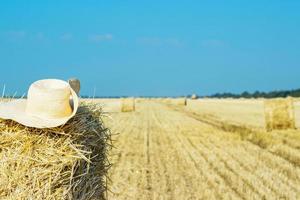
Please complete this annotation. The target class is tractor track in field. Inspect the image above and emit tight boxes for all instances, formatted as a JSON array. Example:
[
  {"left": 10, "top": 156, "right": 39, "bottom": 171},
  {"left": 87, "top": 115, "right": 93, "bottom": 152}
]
[
  {"left": 150, "top": 109, "right": 174, "bottom": 199},
  {"left": 203, "top": 133, "right": 300, "bottom": 195},
  {"left": 166, "top": 113, "right": 249, "bottom": 199},
  {"left": 106, "top": 101, "right": 300, "bottom": 200},
  {"left": 150, "top": 102, "right": 244, "bottom": 199},
  {"left": 144, "top": 107, "right": 152, "bottom": 199},
  {"left": 167, "top": 103, "right": 300, "bottom": 169}
]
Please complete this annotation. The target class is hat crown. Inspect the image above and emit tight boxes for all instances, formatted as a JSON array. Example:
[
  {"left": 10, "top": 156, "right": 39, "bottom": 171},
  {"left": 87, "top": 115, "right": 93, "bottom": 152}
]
[{"left": 26, "top": 79, "right": 72, "bottom": 119}]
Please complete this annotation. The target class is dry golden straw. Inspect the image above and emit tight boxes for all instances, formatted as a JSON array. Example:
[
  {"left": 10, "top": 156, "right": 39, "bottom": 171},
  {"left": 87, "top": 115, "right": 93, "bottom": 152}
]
[
  {"left": 0, "top": 102, "right": 111, "bottom": 200},
  {"left": 121, "top": 98, "right": 135, "bottom": 112},
  {"left": 264, "top": 97, "right": 296, "bottom": 131}
]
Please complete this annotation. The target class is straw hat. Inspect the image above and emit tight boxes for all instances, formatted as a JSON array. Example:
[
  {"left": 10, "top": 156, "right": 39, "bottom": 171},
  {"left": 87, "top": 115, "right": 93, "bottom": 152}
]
[
  {"left": 0, "top": 79, "right": 79, "bottom": 128},
  {"left": 68, "top": 78, "right": 81, "bottom": 95}
]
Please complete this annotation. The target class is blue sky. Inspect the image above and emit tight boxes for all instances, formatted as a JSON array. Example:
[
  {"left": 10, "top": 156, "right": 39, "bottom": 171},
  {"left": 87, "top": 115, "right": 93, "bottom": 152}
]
[{"left": 0, "top": 1, "right": 300, "bottom": 96}]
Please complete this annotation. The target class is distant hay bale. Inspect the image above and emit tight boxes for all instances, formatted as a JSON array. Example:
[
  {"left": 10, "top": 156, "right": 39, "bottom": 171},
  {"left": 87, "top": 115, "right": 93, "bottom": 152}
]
[
  {"left": 135, "top": 98, "right": 146, "bottom": 103},
  {"left": 0, "top": 102, "right": 111, "bottom": 199},
  {"left": 191, "top": 94, "right": 198, "bottom": 100},
  {"left": 264, "top": 98, "right": 296, "bottom": 131},
  {"left": 135, "top": 98, "right": 142, "bottom": 103},
  {"left": 121, "top": 98, "right": 135, "bottom": 112},
  {"left": 161, "top": 98, "right": 172, "bottom": 104},
  {"left": 171, "top": 98, "right": 187, "bottom": 106},
  {"left": 154, "top": 98, "right": 161, "bottom": 102}
]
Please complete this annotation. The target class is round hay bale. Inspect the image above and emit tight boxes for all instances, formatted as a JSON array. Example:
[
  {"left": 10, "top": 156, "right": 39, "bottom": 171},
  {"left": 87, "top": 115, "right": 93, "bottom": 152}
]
[
  {"left": 121, "top": 98, "right": 135, "bottom": 112},
  {"left": 0, "top": 102, "right": 111, "bottom": 199},
  {"left": 172, "top": 98, "right": 187, "bottom": 106},
  {"left": 191, "top": 94, "right": 198, "bottom": 100},
  {"left": 264, "top": 97, "right": 296, "bottom": 131}
]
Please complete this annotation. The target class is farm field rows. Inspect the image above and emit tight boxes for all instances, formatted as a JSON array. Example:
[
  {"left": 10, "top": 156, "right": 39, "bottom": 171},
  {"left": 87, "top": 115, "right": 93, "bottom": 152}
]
[
  {"left": 186, "top": 98, "right": 300, "bottom": 129},
  {"left": 103, "top": 100, "right": 300, "bottom": 200}
]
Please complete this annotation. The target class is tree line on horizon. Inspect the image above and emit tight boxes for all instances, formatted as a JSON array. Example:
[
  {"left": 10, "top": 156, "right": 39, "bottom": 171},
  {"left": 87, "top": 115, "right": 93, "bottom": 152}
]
[
  {"left": 85, "top": 88, "right": 300, "bottom": 98},
  {"left": 207, "top": 88, "right": 300, "bottom": 99}
]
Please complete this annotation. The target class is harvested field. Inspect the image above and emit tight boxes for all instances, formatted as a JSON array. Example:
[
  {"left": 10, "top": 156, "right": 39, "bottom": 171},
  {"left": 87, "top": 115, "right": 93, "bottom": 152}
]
[
  {"left": 85, "top": 98, "right": 121, "bottom": 113},
  {"left": 102, "top": 99, "right": 300, "bottom": 200},
  {"left": 186, "top": 99, "right": 266, "bottom": 128},
  {"left": 187, "top": 98, "right": 300, "bottom": 129}
]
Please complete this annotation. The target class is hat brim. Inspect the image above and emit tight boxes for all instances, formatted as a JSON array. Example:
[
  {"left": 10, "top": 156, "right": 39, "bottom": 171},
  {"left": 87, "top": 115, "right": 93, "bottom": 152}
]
[{"left": 0, "top": 87, "right": 79, "bottom": 128}]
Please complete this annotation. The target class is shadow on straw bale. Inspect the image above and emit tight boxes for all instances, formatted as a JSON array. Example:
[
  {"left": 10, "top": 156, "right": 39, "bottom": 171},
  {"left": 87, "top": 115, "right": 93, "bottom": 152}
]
[{"left": 0, "top": 102, "right": 111, "bottom": 200}]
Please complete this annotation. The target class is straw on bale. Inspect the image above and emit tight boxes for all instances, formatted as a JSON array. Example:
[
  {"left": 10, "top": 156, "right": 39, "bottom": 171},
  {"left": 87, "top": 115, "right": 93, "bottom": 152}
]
[
  {"left": 171, "top": 98, "right": 187, "bottom": 106},
  {"left": 0, "top": 102, "right": 111, "bottom": 199},
  {"left": 264, "top": 97, "right": 296, "bottom": 131},
  {"left": 121, "top": 98, "right": 135, "bottom": 112}
]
